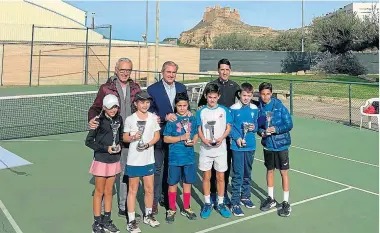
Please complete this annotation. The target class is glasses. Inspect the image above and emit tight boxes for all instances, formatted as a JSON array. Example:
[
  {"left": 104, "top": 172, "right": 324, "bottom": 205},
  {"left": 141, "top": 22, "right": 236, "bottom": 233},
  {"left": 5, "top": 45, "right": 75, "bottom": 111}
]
[{"left": 117, "top": 68, "right": 132, "bottom": 74}]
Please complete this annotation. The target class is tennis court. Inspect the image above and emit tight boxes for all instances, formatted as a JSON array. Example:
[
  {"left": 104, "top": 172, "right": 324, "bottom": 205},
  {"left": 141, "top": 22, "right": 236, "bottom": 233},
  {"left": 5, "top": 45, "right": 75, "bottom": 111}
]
[{"left": 0, "top": 85, "right": 378, "bottom": 233}]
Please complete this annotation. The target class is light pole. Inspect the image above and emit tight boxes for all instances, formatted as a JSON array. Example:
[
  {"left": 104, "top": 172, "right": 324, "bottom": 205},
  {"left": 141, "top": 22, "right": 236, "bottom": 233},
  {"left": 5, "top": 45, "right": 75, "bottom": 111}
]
[
  {"left": 301, "top": 0, "right": 305, "bottom": 52},
  {"left": 155, "top": 0, "right": 160, "bottom": 81}
]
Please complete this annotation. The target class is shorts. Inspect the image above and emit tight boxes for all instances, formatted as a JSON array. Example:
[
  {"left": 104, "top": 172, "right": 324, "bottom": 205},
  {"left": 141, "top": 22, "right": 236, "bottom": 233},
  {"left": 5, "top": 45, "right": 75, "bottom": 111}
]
[
  {"left": 125, "top": 163, "right": 154, "bottom": 178},
  {"left": 167, "top": 164, "right": 197, "bottom": 185},
  {"left": 198, "top": 154, "right": 228, "bottom": 172},
  {"left": 263, "top": 149, "right": 289, "bottom": 170}
]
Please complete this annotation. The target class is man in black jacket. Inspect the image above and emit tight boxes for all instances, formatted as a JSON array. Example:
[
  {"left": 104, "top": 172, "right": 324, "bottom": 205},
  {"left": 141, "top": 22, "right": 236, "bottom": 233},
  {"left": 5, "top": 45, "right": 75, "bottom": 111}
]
[{"left": 198, "top": 58, "right": 240, "bottom": 206}]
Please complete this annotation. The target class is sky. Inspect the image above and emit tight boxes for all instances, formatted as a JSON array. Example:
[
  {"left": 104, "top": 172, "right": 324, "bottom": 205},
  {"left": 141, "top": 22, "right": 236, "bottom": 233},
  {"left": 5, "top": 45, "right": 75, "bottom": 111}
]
[{"left": 67, "top": 1, "right": 376, "bottom": 42}]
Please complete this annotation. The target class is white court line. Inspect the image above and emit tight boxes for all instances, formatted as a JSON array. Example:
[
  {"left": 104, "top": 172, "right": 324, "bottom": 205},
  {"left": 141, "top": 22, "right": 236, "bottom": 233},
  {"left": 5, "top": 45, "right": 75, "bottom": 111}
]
[
  {"left": 254, "top": 138, "right": 378, "bottom": 168},
  {"left": 195, "top": 187, "right": 352, "bottom": 233},
  {"left": 0, "top": 200, "right": 23, "bottom": 233},
  {"left": 291, "top": 145, "right": 379, "bottom": 168},
  {"left": 255, "top": 158, "right": 379, "bottom": 196}
]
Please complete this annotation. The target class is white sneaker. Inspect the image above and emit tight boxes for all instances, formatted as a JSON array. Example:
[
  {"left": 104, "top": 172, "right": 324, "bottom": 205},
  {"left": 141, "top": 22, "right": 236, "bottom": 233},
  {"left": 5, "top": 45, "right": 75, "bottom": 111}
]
[
  {"left": 127, "top": 220, "right": 141, "bottom": 233},
  {"left": 143, "top": 214, "right": 160, "bottom": 228}
]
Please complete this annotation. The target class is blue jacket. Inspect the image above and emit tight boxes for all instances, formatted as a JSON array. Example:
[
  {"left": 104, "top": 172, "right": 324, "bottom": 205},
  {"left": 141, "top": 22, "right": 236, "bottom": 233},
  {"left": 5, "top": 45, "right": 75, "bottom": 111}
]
[
  {"left": 229, "top": 102, "right": 259, "bottom": 152},
  {"left": 257, "top": 97, "right": 293, "bottom": 151}
]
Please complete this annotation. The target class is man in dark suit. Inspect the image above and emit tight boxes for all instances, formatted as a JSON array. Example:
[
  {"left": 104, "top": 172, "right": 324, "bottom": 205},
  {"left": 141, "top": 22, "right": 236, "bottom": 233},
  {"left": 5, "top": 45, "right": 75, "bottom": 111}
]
[{"left": 147, "top": 61, "right": 188, "bottom": 215}]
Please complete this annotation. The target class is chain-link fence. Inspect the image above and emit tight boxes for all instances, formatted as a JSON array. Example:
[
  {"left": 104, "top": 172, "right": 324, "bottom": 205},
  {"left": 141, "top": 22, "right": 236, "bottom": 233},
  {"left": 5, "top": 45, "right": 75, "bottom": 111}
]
[{"left": 0, "top": 25, "right": 111, "bottom": 86}]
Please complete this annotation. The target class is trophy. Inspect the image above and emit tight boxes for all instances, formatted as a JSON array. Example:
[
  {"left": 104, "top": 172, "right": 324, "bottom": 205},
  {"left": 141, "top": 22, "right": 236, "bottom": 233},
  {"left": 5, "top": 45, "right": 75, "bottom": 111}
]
[
  {"left": 110, "top": 120, "right": 120, "bottom": 151},
  {"left": 266, "top": 111, "right": 273, "bottom": 135},
  {"left": 241, "top": 122, "right": 251, "bottom": 147},
  {"left": 207, "top": 120, "right": 217, "bottom": 146},
  {"left": 136, "top": 121, "right": 147, "bottom": 150},
  {"left": 181, "top": 118, "right": 192, "bottom": 144}
]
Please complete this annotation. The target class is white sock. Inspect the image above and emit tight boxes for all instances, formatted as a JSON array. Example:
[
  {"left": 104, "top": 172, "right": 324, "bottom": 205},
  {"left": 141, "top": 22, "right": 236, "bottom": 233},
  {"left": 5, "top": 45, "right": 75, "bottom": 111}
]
[
  {"left": 283, "top": 191, "right": 289, "bottom": 202},
  {"left": 128, "top": 212, "right": 135, "bottom": 222},
  {"left": 268, "top": 187, "right": 274, "bottom": 199},
  {"left": 218, "top": 196, "right": 224, "bottom": 205},
  {"left": 145, "top": 207, "right": 152, "bottom": 215},
  {"left": 204, "top": 195, "right": 211, "bottom": 204}
]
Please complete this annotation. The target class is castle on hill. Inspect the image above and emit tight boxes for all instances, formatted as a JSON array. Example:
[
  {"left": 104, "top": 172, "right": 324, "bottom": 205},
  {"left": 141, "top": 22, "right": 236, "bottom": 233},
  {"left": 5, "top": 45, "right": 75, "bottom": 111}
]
[{"left": 202, "top": 5, "right": 241, "bottom": 22}]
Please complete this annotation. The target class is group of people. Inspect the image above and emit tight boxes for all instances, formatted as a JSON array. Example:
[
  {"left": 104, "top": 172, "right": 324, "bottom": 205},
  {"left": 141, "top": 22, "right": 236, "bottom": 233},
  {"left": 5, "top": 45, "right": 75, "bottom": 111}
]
[{"left": 85, "top": 58, "right": 293, "bottom": 233}]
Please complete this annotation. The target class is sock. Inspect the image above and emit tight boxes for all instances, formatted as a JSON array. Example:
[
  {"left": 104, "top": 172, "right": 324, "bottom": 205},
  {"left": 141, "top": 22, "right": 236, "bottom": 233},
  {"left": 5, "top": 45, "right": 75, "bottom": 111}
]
[
  {"left": 204, "top": 195, "right": 211, "bottom": 204},
  {"left": 94, "top": 215, "right": 102, "bottom": 224},
  {"left": 169, "top": 192, "right": 177, "bottom": 211},
  {"left": 218, "top": 196, "right": 224, "bottom": 205},
  {"left": 283, "top": 191, "right": 289, "bottom": 202},
  {"left": 128, "top": 212, "right": 135, "bottom": 223},
  {"left": 103, "top": 212, "right": 111, "bottom": 221},
  {"left": 183, "top": 192, "right": 191, "bottom": 209},
  {"left": 145, "top": 207, "right": 152, "bottom": 216},
  {"left": 268, "top": 186, "right": 274, "bottom": 199}
]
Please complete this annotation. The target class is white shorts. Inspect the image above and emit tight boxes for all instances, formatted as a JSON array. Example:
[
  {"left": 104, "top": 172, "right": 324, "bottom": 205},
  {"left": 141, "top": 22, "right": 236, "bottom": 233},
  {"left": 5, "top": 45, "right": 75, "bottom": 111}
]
[{"left": 198, "top": 154, "right": 228, "bottom": 172}]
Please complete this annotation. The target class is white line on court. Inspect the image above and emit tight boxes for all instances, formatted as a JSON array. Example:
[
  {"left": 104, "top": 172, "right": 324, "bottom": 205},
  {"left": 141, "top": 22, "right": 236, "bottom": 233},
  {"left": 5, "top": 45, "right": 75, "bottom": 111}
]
[
  {"left": 195, "top": 187, "right": 352, "bottom": 233},
  {"left": 291, "top": 146, "right": 379, "bottom": 168},
  {"left": 0, "top": 200, "right": 23, "bottom": 233},
  {"left": 254, "top": 138, "right": 378, "bottom": 168},
  {"left": 255, "top": 158, "right": 379, "bottom": 196}
]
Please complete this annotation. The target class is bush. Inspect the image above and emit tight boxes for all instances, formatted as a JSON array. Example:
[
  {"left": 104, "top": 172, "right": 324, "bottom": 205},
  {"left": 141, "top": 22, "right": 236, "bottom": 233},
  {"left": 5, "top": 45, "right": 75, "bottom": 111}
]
[
  {"left": 311, "top": 52, "right": 367, "bottom": 76},
  {"left": 281, "top": 52, "right": 313, "bottom": 73}
]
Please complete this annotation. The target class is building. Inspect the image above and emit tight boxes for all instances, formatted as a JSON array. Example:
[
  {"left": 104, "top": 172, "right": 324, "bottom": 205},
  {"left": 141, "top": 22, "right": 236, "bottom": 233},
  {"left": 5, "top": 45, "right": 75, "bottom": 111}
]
[
  {"left": 322, "top": 2, "right": 379, "bottom": 20},
  {"left": 202, "top": 5, "right": 241, "bottom": 23}
]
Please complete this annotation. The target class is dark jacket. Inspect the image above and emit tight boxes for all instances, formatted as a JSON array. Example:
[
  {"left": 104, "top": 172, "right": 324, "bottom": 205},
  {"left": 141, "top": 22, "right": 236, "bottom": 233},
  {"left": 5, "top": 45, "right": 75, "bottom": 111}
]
[
  {"left": 85, "top": 114, "right": 124, "bottom": 163},
  {"left": 88, "top": 76, "right": 141, "bottom": 121},
  {"left": 198, "top": 78, "right": 240, "bottom": 108},
  {"left": 257, "top": 97, "right": 293, "bottom": 150}
]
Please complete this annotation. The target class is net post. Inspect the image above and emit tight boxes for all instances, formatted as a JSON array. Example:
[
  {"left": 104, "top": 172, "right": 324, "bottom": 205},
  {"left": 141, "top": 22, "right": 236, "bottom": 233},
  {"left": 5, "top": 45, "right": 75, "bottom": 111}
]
[
  {"left": 107, "top": 25, "right": 112, "bottom": 79},
  {"left": 290, "top": 80, "right": 294, "bottom": 115},
  {"left": 84, "top": 27, "right": 89, "bottom": 85},
  {"left": 348, "top": 84, "right": 352, "bottom": 125},
  {"left": 29, "top": 24, "right": 35, "bottom": 87}
]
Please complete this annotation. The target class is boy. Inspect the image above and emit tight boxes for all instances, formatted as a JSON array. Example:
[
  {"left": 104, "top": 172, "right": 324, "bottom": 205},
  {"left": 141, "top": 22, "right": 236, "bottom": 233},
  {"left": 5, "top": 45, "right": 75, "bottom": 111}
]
[
  {"left": 197, "top": 83, "right": 232, "bottom": 219},
  {"left": 123, "top": 91, "right": 161, "bottom": 233},
  {"left": 257, "top": 82, "right": 293, "bottom": 217},
  {"left": 163, "top": 92, "right": 198, "bottom": 224},
  {"left": 229, "top": 83, "right": 258, "bottom": 217}
]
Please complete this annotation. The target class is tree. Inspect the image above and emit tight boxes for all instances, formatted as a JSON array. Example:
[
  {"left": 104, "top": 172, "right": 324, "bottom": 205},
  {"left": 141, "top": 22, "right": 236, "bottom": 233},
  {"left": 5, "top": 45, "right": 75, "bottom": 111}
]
[{"left": 357, "top": 5, "right": 379, "bottom": 50}]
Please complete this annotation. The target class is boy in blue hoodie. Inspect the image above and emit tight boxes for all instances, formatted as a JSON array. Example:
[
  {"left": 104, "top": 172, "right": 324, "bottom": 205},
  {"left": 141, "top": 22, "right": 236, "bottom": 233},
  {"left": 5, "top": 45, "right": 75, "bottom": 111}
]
[
  {"left": 257, "top": 82, "right": 293, "bottom": 217},
  {"left": 229, "top": 83, "right": 259, "bottom": 217}
]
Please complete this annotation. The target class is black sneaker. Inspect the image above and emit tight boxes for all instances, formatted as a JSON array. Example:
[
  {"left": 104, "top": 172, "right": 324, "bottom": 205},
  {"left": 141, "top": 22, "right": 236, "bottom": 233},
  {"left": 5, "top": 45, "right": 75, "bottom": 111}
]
[
  {"left": 278, "top": 201, "right": 291, "bottom": 217},
  {"left": 180, "top": 208, "right": 197, "bottom": 220},
  {"left": 260, "top": 196, "right": 276, "bottom": 212},
  {"left": 118, "top": 209, "right": 126, "bottom": 217},
  {"left": 92, "top": 221, "right": 105, "bottom": 233},
  {"left": 103, "top": 220, "right": 120, "bottom": 233},
  {"left": 165, "top": 209, "right": 176, "bottom": 224}
]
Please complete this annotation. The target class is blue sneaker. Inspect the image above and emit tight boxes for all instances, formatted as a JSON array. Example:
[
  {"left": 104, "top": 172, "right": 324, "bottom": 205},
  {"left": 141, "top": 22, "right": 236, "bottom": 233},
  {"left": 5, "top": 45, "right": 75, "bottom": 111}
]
[
  {"left": 231, "top": 205, "right": 244, "bottom": 217},
  {"left": 241, "top": 198, "right": 256, "bottom": 209},
  {"left": 200, "top": 203, "right": 212, "bottom": 219},
  {"left": 216, "top": 203, "right": 231, "bottom": 218},
  {"left": 223, "top": 194, "right": 231, "bottom": 207}
]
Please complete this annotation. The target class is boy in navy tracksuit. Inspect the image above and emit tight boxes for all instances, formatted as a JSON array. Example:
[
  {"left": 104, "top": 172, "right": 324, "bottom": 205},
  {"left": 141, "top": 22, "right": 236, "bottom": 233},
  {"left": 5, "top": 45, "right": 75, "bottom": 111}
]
[
  {"left": 229, "top": 83, "right": 259, "bottom": 217},
  {"left": 257, "top": 82, "right": 293, "bottom": 217}
]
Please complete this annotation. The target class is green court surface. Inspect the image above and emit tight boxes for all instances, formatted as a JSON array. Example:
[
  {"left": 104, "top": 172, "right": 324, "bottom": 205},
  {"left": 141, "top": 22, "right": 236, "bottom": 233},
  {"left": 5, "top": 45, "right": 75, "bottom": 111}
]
[{"left": 0, "top": 117, "right": 378, "bottom": 233}]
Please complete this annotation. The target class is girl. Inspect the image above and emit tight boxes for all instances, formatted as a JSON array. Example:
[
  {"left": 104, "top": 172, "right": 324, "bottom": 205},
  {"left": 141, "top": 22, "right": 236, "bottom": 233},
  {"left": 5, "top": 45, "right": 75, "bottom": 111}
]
[
  {"left": 163, "top": 92, "right": 198, "bottom": 224},
  {"left": 85, "top": 94, "right": 122, "bottom": 233}
]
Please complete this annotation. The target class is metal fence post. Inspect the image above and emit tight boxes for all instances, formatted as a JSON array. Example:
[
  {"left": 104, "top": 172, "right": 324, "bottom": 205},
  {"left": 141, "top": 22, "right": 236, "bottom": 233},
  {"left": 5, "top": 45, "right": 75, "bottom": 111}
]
[
  {"left": 107, "top": 25, "right": 112, "bottom": 78},
  {"left": 348, "top": 84, "right": 352, "bottom": 125},
  {"left": 29, "top": 24, "right": 35, "bottom": 87},
  {"left": 84, "top": 27, "right": 89, "bottom": 85},
  {"left": 290, "top": 81, "right": 294, "bottom": 115},
  {"left": 182, "top": 73, "right": 185, "bottom": 82},
  {"left": 37, "top": 50, "right": 41, "bottom": 86},
  {"left": 0, "top": 43, "right": 4, "bottom": 86}
]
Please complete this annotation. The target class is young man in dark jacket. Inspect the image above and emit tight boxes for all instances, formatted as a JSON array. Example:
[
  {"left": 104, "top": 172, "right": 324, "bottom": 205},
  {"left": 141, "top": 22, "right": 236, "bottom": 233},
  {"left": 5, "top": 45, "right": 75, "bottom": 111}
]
[
  {"left": 88, "top": 58, "right": 141, "bottom": 220},
  {"left": 257, "top": 82, "right": 293, "bottom": 217},
  {"left": 198, "top": 59, "right": 240, "bottom": 206}
]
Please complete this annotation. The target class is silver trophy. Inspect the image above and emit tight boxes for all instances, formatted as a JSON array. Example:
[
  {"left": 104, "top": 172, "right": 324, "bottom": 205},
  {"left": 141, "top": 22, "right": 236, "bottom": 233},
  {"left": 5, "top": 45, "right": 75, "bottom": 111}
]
[
  {"left": 207, "top": 120, "right": 217, "bottom": 146},
  {"left": 136, "top": 121, "right": 147, "bottom": 150},
  {"left": 110, "top": 120, "right": 120, "bottom": 151},
  {"left": 241, "top": 122, "right": 252, "bottom": 147},
  {"left": 266, "top": 111, "right": 273, "bottom": 135},
  {"left": 181, "top": 118, "right": 192, "bottom": 144}
]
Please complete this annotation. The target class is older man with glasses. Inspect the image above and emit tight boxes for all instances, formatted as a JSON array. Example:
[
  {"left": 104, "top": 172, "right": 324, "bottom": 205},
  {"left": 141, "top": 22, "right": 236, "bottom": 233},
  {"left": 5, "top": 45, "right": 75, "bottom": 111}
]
[{"left": 88, "top": 57, "right": 142, "bottom": 222}]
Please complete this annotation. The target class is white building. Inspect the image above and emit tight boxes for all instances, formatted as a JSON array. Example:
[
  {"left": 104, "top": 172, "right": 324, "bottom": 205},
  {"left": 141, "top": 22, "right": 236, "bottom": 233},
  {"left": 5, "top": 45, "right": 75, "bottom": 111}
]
[{"left": 323, "top": 2, "right": 379, "bottom": 20}]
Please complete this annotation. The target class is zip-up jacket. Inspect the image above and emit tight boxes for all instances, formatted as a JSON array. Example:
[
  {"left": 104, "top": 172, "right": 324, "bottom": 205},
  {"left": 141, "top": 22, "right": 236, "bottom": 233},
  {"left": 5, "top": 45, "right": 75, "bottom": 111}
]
[{"left": 198, "top": 78, "right": 240, "bottom": 108}]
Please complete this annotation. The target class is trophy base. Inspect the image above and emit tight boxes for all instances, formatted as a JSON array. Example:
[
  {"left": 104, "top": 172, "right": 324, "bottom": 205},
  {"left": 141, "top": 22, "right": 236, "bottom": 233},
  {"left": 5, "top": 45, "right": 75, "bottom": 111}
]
[
  {"left": 111, "top": 147, "right": 117, "bottom": 152},
  {"left": 210, "top": 142, "right": 217, "bottom": 146},
  {"left": 137, "top": 144, "right": 146, "bottom": 150}
]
